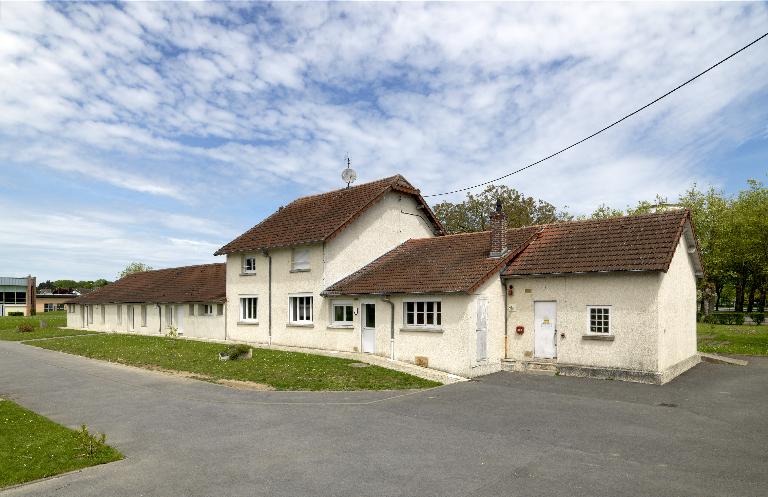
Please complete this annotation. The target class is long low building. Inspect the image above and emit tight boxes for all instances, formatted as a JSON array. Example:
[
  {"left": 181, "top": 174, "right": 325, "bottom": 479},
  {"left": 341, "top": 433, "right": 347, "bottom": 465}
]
[
  {"left": 66, "top": 264, "right": 227, "bottom": 339},
  {"left": 65, "top": 174, "right": 703, "bottom": 383}
]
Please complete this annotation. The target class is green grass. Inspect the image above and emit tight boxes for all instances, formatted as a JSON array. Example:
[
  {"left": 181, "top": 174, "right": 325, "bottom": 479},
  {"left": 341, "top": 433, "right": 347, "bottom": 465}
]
[
  {"left": 26, "top": 334, "right": 441, "bottom": 391},
  {"left": 697, "top": 322, "right": 768, "bottom": 356},
  {"left": 0, "top": 399, "right": 122, "bottom": 489},
  {"left": 0, "top": 311, "right": 92, "bottom": 341}
]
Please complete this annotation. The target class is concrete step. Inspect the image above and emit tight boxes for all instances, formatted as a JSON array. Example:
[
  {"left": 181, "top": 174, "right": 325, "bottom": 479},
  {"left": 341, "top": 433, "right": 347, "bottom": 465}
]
[
  {"left": 501, "top": 359, "right": 558, "bottom": 375},
  {"left": 699, "top": 353, "right": 748, "bottom": 366}
]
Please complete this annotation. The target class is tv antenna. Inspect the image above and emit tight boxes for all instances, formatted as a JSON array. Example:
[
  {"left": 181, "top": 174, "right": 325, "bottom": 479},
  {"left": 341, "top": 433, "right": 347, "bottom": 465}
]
[{"left": 341, "top": 154, "right": 357, "bottom": 188}]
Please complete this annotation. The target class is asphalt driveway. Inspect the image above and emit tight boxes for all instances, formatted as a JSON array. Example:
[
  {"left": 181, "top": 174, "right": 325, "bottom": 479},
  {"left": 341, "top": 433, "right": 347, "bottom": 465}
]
[{"left": 1, "top": 340, "right": 766, "bottom": 497}]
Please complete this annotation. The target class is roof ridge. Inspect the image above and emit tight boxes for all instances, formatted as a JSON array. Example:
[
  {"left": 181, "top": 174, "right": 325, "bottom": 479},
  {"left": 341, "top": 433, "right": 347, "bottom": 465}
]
[
  {"left": 122, "top": 262, "right": 225, "bottom": 277},
  {"left": 525, "top": 208, "right": 688, "bottom": 230},
  {"left": 289, "top": 175, "right": 402, "bottom": 203}
]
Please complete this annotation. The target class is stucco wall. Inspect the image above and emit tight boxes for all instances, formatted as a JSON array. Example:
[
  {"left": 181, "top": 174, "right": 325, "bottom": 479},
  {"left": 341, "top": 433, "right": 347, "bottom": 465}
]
[
  {"left": 505, "top": 272, "right": 661, "bottom": 372},
  {"left": 657, "top": 238, "right": 698, "bottom": 371},
  {"left": 225, "top": 190, "right": 437, "bottom": 352},
  {"left": 1, "top": 304, "right": 27, "bottom": 316},
  {"left": 65, "top": 303, "right": 224, "bottom": 339}
]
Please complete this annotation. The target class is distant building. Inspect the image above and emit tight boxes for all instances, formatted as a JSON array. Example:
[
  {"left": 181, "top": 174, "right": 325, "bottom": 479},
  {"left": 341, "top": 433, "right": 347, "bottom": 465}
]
[
  {"left": 0, "top": 276, "right": 36, "bottom": 316},
  {"left": 36, "top": 290, "right": 79, "bottom": 313}
]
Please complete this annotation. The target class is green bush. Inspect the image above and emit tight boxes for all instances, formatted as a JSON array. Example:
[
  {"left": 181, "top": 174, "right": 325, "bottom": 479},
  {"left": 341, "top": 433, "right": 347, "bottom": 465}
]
[
  {"left": 224, "top": 344, "right": 252, "bottom": 360},
  {"left": 750, "top": 313, "right": 765, "bottom": 325},
  {"left": 17, "top": 323, "right": 34, "bottom": 333},
  {"left": 8, "top": 312, "right": 23, "bottom": 317},
  {"left": 76, "top": 424, "right": 107, "bottom": 457},
  {"left": 707, "top": 313, "right": 745, "bottom": 325}
]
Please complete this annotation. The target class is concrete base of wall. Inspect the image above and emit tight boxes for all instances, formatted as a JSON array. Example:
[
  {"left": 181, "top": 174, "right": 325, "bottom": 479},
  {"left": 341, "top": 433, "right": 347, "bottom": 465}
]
[{"left": 558, "top": 354, "right": 701, "bottom": 385}]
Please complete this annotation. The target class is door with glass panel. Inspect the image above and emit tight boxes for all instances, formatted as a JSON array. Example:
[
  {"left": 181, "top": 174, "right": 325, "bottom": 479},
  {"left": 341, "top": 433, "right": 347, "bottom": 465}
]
[{"left": 362, "top": 303, "right": 375, "bottom": 353}]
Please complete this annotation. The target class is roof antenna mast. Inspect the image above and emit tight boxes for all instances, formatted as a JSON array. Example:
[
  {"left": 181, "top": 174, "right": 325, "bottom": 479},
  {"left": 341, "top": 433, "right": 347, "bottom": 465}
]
[{"left": 341, "top": 153, "right": 357, "bottom": 188}]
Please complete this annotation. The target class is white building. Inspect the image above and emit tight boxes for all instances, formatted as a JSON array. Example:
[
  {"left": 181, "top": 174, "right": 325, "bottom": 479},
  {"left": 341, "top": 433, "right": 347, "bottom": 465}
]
[{"left": 67, "top": 175, "right": 703, "bottom": 383}]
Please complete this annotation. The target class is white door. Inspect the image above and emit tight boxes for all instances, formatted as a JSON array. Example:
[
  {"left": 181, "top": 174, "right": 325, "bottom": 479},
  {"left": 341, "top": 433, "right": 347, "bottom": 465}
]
[
  {"left": 534, "top": 301, "right": 557, "bottom": 359},
  {"left": 476, "top": 297, "right": 488, "bottom": 361},
  {"left": 175, "top": 305, "right": 184, "bottom": 334},
  {"left": 362, "top": 303, "right": 375, "bottom": 353}
]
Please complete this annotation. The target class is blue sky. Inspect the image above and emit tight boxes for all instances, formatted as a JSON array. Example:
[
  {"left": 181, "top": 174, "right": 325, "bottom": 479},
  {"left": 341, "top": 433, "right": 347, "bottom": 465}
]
[{"left": 1, "top": 2, "right": 767, "bottom": 282}]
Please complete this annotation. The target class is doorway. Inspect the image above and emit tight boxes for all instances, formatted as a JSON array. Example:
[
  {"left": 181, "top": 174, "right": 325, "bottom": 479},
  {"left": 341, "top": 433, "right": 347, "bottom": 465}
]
[
  {"left": 362, "top": 303, "right": 375, "bottom": 353},
  {"left": 534, "top": 301, "right": 557, "bottom": 359},
  {"left": 476, "top": 297, "right": 488, "bottom": 361}
]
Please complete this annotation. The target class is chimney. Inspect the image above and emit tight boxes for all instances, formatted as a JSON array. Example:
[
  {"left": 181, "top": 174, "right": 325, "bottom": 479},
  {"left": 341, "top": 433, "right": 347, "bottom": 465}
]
[
  {"left": 26, "top": 275, "right": 36, "bottom": 316},
  {"left": 489, "top": 199, "right": 508, "bottom": 258}
]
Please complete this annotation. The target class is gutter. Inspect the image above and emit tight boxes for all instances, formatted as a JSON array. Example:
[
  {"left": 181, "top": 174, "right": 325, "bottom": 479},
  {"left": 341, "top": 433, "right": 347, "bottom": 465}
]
[
  {"left": 501, "top": 275, "right": 509, "bottom": 359},
  {"left": 382, "top": 295, "right": 395, "bottom": 360},
  {"left": 262, "top": 249, "right": 272, "bottom": 345}
]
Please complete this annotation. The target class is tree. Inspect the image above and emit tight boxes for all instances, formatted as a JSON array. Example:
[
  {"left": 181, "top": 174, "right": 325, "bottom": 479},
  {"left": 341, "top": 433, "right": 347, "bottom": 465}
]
[
  {"left": 432, "top": 185, "right": 571, "bottom": 234},
  {"left": 117, "top": 262, "right": 154, "bottom": 280}
]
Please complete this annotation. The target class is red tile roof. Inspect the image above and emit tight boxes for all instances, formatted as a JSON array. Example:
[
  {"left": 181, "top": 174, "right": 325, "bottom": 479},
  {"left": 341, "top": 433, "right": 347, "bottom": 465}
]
[
  {"left": 503, "top": 209, "right": 696, "bottom": 276},
  {"left": 322, "top": 227, "right": 541, "bottom": 295},
  {"left": 323, "top": 209, "right": 701, "bottom": 295},
  {"left": 215, "top": 175, "right": 443, "bottom": 255},
  {"left": 67, "top": 264, "right": 226, "bottom": 305}
]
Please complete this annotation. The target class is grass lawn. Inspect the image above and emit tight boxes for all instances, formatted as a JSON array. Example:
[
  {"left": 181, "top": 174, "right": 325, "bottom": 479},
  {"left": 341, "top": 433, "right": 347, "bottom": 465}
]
[
  {"left": 26, "top": 334, "right": 442, "bottom": 391},
  {"left": 0, "top": 398, "right": 122, "bottom": 489},
  {"left": 0, "top": 311, "right": 92, "bottom": 341},
  {"left": 697, "top": 322, "right": 768, "bottom": 356}
]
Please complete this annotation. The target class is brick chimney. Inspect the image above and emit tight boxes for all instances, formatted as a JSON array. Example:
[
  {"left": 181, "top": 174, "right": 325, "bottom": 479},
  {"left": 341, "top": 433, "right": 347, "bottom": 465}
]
[{"left": 489, "top": 199, "right": 508, "bottom": 258}]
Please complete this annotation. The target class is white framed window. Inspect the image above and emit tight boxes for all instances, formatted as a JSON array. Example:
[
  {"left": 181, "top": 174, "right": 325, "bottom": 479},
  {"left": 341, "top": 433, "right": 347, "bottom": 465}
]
[
  {"left": 291, "top": 247, "right": 310, "bottom": 271},
  {"left": 140, "top": 305, "right": 147, "bottom": 327},
  {"left": 587, "top": 306, "right": 611, "bottom": 334},
  {"left": 100, "top": 305, "right": 106, "bottom": 323},
  {"left": 57, "top": 304, "right": 65, "bottom": 311},
  {"left": 44, "top": 303, "right": 55, "bottom": 312},
  {"left": 404, "top": 301, "right": 442, "bottom": 328},
  {"left": 200, "top": 304, "right": 214, "bottom": 316},
  {"left": 116, "top": 305, "right": 122, "bottom": 325},
  {"left": 242, "top": 255, "right": 257, "bottom": 274},
  {"left": 165, "top": 305, "right": 173, "bottom": 327},
  {"left": 331, "top": 300, "right": 354, "bottom": 326},
  {"left": 239, "top": 296, "right": 258, "bottom": 322},
  {"left": 127, "top": 305, "right": 135, "bottom": 330},
  {"left": 289, "top": 294, "right": 313, "bottom": 324}
]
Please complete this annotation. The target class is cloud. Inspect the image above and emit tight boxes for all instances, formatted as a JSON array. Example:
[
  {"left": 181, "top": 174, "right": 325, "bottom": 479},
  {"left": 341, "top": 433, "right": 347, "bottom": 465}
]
[{"left": 0, "top": 2, "right": 767, "bottom": 279}]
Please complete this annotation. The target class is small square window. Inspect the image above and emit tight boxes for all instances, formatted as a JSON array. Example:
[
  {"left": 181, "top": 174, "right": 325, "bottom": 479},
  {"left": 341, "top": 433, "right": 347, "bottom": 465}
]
[
  {"left": 331, "top": 301, "right": 354, "bottom": 326},
  {"left": 588, "top": 306, "right": 611, "bottom": 334},
  {"left": 243, "top": 256, "right": 257, "bottom": 274},
  {"left": 291, "top": 248, "right": 310, "bottom": 271}
]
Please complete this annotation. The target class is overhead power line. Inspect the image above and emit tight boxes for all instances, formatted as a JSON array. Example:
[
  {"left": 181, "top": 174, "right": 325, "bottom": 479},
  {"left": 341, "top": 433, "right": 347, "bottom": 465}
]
[{"left": 423, "top": 31, "right": 768, "bottom": 198}]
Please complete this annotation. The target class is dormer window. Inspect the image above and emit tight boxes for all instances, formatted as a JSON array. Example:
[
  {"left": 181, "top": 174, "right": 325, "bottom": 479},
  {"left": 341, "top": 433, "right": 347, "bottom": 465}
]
[
  {"left": 291, "top": 247, "right": 310, "bottom": 272},
  {"left": 242, "top": 255, "right": 257, "bottom": 274}
]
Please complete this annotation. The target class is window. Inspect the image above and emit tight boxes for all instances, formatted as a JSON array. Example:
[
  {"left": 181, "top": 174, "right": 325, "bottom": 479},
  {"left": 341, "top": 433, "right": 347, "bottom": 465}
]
[
  {"left": 404, "top": 301, "right": 441, "bottom": 328},
  {"left": 200, "top": 304, "right": 213, "bottom": 316},
  {"left": 1, "top": 291, "right": 25, "bottom": 304},
  {"left": 240, "top": 297, "right": 258, "bottom": 322},
  {"left": 16, "top": 292, "right": 26, "bottom": 304},
  {"left": 291, "top": 248, "right": 310, "bottom": 271},
  {"left": 44, "top": 303, "right": 55, "bottom": 312},
  {"left": 56, "top": 304, "right": 65, "bottom": 311},
  {"left": 67, "top": 304, "right": 75, "bottom": 313},
  {"left": 116, "top": 305, "right": 122, "bottom": 325},
  {"left": 217, "top": 304, "right": 224, "bottom": 316},
  {"left": 140, "top": 305, "right": 147, "bottom": 327},
  {"left": 289, "top": 295, "right": 313, "bottom": 324},
  {"left": 331, "top": 301, "right": 354, "bottom": 326},
  {"left": 588, "top": 306, "right": 611, "bottom": 334},
  {"left": 127, "top": 306, "right": 135, "bottom": 330},
  {"left": 243, "top": 255, "right": 257, "bottom": 274},
  {"left": 165, "top": 305, "right": 173, "bottom": 327},
  {"left": 100, "top": 305, "right": 106, "bottom": 323}
]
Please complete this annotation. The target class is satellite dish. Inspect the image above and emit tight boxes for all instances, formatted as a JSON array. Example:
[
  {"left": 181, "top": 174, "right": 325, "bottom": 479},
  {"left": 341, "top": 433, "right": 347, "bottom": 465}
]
[{"left": 341, "top": 156, "right": 357, "bottom": 188}]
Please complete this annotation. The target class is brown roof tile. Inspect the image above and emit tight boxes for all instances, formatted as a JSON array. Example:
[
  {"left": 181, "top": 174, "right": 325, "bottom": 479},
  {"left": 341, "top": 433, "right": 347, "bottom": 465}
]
[
  {"left": 322, "top": 227, "right": 541, "bottom": 295},
  {"left": 503, "top": 209, "right": 693, "bottom": 276},
  {"left": 215, "top": 175, "right": 443, "bottom": 255},
  {"left": 67, "top": 263, "right": 226, "bottom": 304}
]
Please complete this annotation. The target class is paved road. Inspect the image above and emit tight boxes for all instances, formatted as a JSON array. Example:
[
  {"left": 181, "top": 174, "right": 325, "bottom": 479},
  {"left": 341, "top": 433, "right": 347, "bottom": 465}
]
[{"left": 1, "top": 340, "right": 766, "bottom": 497}]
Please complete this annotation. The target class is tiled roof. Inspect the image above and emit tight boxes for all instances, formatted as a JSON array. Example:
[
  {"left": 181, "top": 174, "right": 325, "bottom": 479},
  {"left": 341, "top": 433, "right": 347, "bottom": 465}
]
[
  {"left": 67, "top": 264, "right": 226, "bottom": 304},
  {"left": 323, "top": 209, "right": 700, "bottom": 295},
  {"left": 503, "top": 209, "right": 696, "bottom": 276},
  {"left": 215, "top": 175, "right": 443, "bottom": 255},
  {"left": 322, "top": 227, "right": 541, "bottom": 295}
]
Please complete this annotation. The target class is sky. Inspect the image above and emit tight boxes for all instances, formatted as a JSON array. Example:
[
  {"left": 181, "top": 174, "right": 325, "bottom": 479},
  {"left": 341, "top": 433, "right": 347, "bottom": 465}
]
[{"left": 1, "top": 2, "right": 767, "bottom": 282}]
